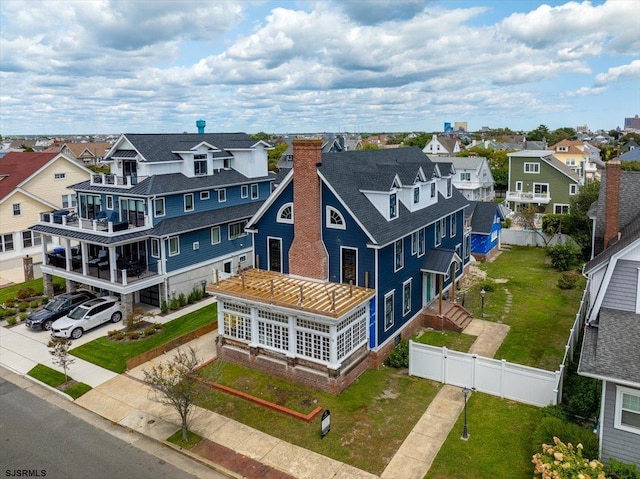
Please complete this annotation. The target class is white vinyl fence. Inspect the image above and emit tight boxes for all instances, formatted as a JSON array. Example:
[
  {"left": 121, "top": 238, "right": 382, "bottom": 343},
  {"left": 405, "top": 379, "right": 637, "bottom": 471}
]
[{"left": 409, "top": 342, "right": 561, "bottom": 407}]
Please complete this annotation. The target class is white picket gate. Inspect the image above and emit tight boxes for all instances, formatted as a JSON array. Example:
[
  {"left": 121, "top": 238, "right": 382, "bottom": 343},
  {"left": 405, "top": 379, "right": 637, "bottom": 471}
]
[{"left": 408, "top": 341, "right": 561, "bottom": 407}]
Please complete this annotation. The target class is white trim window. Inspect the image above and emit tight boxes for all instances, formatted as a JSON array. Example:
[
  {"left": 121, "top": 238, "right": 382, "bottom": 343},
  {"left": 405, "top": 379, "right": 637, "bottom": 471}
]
[
  {"left": 326, "top": 206, "right": 346, "bottom": 229},
  {"left": 418, "top": 228, "right": 425, "bottom": 257},
  {"left": 402, "top": 279, "right": 411, "bottom": 316},
  {"left": 211, "top": 226, "right": 221, "bottom": 244},
  {"left": 154, "top": 198, "right": 165, "bottom": 217},
  {"left": 150, "top": 238, "right": 160, "bottom": 258},
  {"left": 450, "top": 214, "right": 457, "bottom": 238},
  {"left": 22, "top": 231, "right": 42, "bottom": 248},
  {"left": 12, "top": 203, "right": 21, "bottom": 216},
  {"left": 515, "top": 181, "right": 523, "bottom": 192},
  {"left": 569, "top": 184, "right": 578, "bottom": 195},
  {"left": 440, "top": 218, "right": 446, "bottom": 239},
  {"left": 169, "top": 236, "right": 180, "bottom": 256},
  {"left": 411, "top": 232, "right": 418, "bottom": 255},
  {"left": 554, "top": 204, "right": 569, "bottom": 214},
  {"left": 54, "top": 172, "right": 66, "bottom": 180},
  {"left": 435, "top": 222, "right": 441, "bottom": 247},
  {"left": 184, "top": 193, "right": 194, "bottom": 212},
  {"left": 251, "top": 183, "right": 259, "bottom": 199},
  {"left": 524, "top": 162, "right": 540, "bottom": 174},
  {"left": 277, "top": 203, "right": 293, "bottom": 224},
  {"left": 1, "top": 233, "right": 14, "bottom": 252},
  {"left": 229, "top": 220, "right": 247, "bottom": 240},
  {"left": 413, "top": 187, "right": 420, "bottom": 204},
  {"left": 218, "top": 189, "right": 226, "bottom": 203},
  {"left": 615, "top": 386, "right": 640, "bottom": 433},
  {"left": 241, "top": 185, "right": 249, "bottom": 198},
  {"left": 106, "top": 195, "right": 113, "bottom": 210},
  {"left": 460, "top": 172, "right": 471, "bottom": 181},
  {"left": 389, "top": 192, "right": 398, "bottom": 219},
  {"left": 394, "top": 239, "right": 403, "bottom": 271},
  {"left": 61, "top": 194, "right": 77, "bottom": 210},
  {"left": 200, "top": 191, "right": 210, "bottom": 200},
  {"left": 430, "top": 182, "right": 436, "bottom": 198},
  {"left": 384, "top": 291, "right": 394, "bottom": 331}
]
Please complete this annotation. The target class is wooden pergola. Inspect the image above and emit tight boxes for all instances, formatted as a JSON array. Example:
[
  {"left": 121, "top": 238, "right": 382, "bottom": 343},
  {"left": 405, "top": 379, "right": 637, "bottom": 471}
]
[{"left": 208, "top": 268, "right": 375, "bottom": 319}]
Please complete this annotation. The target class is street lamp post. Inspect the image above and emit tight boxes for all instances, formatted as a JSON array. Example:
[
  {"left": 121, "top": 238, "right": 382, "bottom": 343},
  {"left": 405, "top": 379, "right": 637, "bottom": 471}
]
[
  {"left": 461, "top": 387, "right": 470, "bottom": 440},
  {"left": 480, "top": 288, "right": 486, "bottom": 318}
]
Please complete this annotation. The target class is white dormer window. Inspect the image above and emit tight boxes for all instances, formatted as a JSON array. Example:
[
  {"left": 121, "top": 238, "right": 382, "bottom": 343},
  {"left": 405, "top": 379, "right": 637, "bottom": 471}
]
[
  {"left": 430, "top": 183, "right": 436, "bottom": 198},
  {"left": 557, "top": 146, "right": 568, "bottom": 152},
  {"left": 224, "top": 158, "right": 231, "bottom": 169},
  {"left": 447, "top": 178, "right": 452, "bottom": 197},
  {"left": 277, "top": 203, "right": 293, "bottom": 224},
  {"left": 327, "top": 206, "right": 346, "bottom": 229},
  {"left": 413, "top": 187, "right": 420, "bottom": 204},
  {"left": 460, "top": 172, "right": 471, "bottom": 181},
  {"left": 194, "top": 154, "right": 207, "bottom": 176},
  {"left": 389, "top": 193, "right": 397, "bottom": 219}
]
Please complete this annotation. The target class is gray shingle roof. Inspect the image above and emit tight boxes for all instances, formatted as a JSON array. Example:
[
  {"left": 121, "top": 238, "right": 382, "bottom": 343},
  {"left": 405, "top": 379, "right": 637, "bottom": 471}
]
[
  {"left": 618, "top": 149, "right": 640, "bottom": 161},
  {"left": 318, "top": 147, "right": 468, "bottom": 246},
  {"left": 584, "top": 212, "right": 640, "bottom": 274},
  {"left": 578, "top": 308, "right": 640, "bottom": 385},
  {"left": 115, "top": 133, "right": 262, "bottom": 163},
  {"left": 466, "top": 201, "right": 503, "bottom": 234},
  {"left": 421, "top": 248, "right": 458, "bottom": 274},
  {"left": 431, "top": 156, "right": 487, "bottom": 171},
  {"left": 29, "top": 224, "right": 150, "bottom": 246}
]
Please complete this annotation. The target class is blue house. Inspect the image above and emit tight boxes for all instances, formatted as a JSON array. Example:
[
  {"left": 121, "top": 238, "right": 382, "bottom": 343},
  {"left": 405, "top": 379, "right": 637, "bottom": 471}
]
[
  {"left": 211, "top": 139, "right": 471, "bottom": 393},
  {"left": 31, "top": 124, "right": 273, "bottom": 316},
  {"left": 466, "top": 201, "right": 507, "bottom": 260}
]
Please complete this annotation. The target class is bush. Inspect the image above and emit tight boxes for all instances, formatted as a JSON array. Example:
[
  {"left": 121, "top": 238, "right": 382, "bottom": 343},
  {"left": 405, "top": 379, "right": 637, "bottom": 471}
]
[
  {"left": 5, "top": 299, "right": 15, "bottom": 308},
  {"left": 534, "top": 416, "right": 599, "bottom": 460},
  {"left": 6, "top": 316, "right": 17, "bottom": 326},
  {"left": 19, "top": 313, "right": 28, "bottom": 321},
  {"left": 113, "top": 331, "right": 126, "bottom": 341},
  {"left": 503, "top": 217, "right": 512, "bottom": 229},
  {"left": 532, "top": 436, "right": 605, "bottom": 479},
  {"left": 178, "top": 292, "right": 187, "bottom": 307},
  {"left": 546, "top": 242, "right": 580, "bottom": 271},
  {"left": 16, "top": 287, "right": 37, "bottom": 300},
  {"left": 143, "top": 326, "right": 157, "bottom": 336},
  {"left": 607, "top": 458, "right": 640, "bottom": 479},
  {"left": 41, "top": 296, "right": 49, "bottom": 305},
  {"left": 126, "top": 331, "right": 142, "bottom": 340},
  {"left": 385, "top": 339, "right": 409, "bottom": 368},
  {"left": 562, "top": 365, "right": 600, "bottom": 420},
  {"left": 160, "top": 301, "right": 169, "bottom": 315},
  {"left": 187, "top": 291, "right": 196, "bottom": 305},
  {"left": 29, "top": 300, "right": 40, "bottom": 309},
  {"left": 557, "top": 271, "right": 580, "bottom": 290},
  {"left": 169, "top": 297, "right": 180, "bottom": 311},
  {"left": 4, "top": 308, "right": 16, "bottom": 317},
  {"left": 18, "top": 302, "right": 29, "bottom": 312}
]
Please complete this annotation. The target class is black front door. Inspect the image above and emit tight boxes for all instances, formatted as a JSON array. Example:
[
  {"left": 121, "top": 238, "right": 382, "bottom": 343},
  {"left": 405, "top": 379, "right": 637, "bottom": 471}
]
[{"left": 268, "top": 238, "right": 282, "bottom": 272}]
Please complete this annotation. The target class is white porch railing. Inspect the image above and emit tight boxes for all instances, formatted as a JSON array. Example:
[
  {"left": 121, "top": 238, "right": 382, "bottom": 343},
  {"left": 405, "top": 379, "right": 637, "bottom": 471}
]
[{"left": 505, "top": 191, "right": 551, "bottom": 203}]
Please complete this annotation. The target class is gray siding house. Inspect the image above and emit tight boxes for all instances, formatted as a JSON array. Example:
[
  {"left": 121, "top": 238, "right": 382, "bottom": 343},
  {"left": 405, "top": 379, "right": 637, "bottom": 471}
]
[{"left": 578, "top": 161, "right": 640, "bottom": 468}]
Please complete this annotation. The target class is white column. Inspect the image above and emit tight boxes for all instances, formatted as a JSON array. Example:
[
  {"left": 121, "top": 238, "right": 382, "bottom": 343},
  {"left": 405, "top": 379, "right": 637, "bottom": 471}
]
[
  {"left": 249, "top": 307, "right": 259, "bottom": 347},
  {"left": 109, "top": 247, "right": 117, "bottom": 283},
  {"left": 287, "top": 315, "right": 296, "bottom": 359},
  {"left": 329, "top": 324, "right": 338, "bottom": 366},
  {"left": 81, "top": 243, "right": 89, "bottom": 276},
  {"left": 64, "top": 238, "right": 72, "bottom": 271}
]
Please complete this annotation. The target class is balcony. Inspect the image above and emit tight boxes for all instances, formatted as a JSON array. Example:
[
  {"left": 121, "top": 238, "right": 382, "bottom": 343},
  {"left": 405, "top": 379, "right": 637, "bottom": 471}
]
[
  {"left": 38, "top": 211, "right": 152, "bottom": 236},
  {"left": 505, "top": 191, "right": 551, "bottom": 204},
  {"left": 90, "top": 173, "right": 148, "bottom": 188}
]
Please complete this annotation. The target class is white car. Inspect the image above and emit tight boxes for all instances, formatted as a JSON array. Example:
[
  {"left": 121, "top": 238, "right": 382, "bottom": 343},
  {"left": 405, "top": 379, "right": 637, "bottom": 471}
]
[{"left": 51, "top": 296, "right": 123, "bottom": 339}]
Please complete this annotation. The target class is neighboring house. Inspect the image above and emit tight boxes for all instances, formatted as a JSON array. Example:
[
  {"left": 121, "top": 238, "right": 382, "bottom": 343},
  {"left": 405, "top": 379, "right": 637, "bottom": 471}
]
[
  {"left": 548, "top": 139, "right": 602, "bottom": 183},
  {"left": 578, "top": 161, "right": 640, "bottom": 468},
  {"left": 620, "top": 140, "right": 639, "bottom": 153},
  {"left": 506, "top": 150, "right": 581, "bottom": 214},
  {"left": 30, "top": 129, "right": 274, "bottom": 316},
  {"left": 0, "top": 152, "right": 92, "bottom": 282},
  {"left": 422, "top": 134, "right": 462, "bottom": 156},
  {"left": 58, "top": 142, "right": 113, "bottom": 166},
  {"left": 430, "top": 156, "right": 495, "bottom": 201},
  {"left": 465, "top": 201, "right": 507, "bottom": 260},
  {"left": 618, "top": 149, "right": 640, "bottom": 163},
  {"left": 211, "top": 140, "right": 471, "bottom": 393},
  {"left": 278, "top": 135, "right": 347, "bottom": 170}
]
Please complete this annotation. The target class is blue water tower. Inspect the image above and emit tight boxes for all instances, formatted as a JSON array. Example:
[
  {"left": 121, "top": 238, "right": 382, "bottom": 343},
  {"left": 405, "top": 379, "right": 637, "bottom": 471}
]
[{"left": 196, "top": 119, "right": 206, "bottom": 134}]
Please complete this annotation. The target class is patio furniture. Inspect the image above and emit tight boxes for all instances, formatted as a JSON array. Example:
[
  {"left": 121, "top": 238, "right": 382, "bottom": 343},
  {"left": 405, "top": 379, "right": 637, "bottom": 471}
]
[{"left": 89, "top": 250, "right": 108, "bottom": 266}]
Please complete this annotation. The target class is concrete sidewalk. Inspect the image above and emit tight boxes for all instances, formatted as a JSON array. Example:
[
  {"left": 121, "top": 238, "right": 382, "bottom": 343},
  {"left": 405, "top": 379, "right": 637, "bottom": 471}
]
[{"left": 1, "top": 295, "right": 510, "bottom": 479}]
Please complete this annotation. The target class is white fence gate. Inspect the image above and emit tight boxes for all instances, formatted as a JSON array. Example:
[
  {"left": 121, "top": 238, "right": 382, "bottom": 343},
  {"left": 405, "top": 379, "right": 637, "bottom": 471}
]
[{"left": 409, "top": 342, "right": 561, "bottom": 407}]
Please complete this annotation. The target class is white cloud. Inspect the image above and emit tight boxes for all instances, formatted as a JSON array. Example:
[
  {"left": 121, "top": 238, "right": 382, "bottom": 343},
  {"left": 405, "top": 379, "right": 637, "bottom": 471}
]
[
  {"left": 560, "top": 86, "right": 607, "bottom": 98},
  {"left": 594, "top": 60, "right": 640, "bottom": 85}
]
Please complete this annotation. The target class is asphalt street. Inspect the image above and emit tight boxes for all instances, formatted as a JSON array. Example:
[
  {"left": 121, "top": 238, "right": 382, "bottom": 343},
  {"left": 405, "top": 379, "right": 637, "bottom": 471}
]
[{"left": 0, "top": 374, "right": 224, "bottom": 479}]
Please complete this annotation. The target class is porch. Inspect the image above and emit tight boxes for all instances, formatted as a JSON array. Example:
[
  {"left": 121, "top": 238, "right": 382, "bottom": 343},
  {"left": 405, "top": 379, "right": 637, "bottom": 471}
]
[{"left": 38, "top": 210, "right": 152, "bottom": 235}]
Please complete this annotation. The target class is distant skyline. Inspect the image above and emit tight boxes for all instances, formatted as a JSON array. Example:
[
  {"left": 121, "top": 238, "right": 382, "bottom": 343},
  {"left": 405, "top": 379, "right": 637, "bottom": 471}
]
[{"left": 1, "top": 0, "right": 639, "bottom": 136}]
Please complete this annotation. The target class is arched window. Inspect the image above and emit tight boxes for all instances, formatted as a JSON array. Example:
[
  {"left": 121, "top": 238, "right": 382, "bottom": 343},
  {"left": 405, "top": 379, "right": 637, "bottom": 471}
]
[
  {"left": 326, "top": 206, "right": 346, "bottom": 229},
  {"left": 277, "top": 203, "right": 293, "bottom": 224}
]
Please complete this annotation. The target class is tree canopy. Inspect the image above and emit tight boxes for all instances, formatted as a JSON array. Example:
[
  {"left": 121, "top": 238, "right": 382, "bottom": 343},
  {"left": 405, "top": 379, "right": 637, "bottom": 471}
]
[{"left": 564, "top": 181, "right": 600, "bottom": 259}]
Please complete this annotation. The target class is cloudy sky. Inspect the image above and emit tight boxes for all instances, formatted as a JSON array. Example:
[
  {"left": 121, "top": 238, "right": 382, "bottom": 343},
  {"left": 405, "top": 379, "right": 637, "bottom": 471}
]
[{"left": 1, "top": 0, "right": 639, "bottom": 136}]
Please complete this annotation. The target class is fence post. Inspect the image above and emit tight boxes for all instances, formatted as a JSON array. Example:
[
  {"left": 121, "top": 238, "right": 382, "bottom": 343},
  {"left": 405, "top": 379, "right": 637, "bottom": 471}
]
[
  {"left": 471, "top": 354, "right": 477, "bottom": 390},
  {"left": 500, "top": 359, "right": 506, "bottom": 399},
  {"left": 408, "top": 340, "right": 414, "bottom": 376},
  {"left": 555, "top": 365, "right": 565, "bottom": 405},
  {"left": 442, "top": 346, "right": 448, "bottom": 384}
]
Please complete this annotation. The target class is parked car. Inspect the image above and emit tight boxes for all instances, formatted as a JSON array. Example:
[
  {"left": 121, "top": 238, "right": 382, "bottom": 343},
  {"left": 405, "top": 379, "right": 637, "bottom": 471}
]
[
  {"left": 51, "top": 296, "right": 123, "bottom": 339},
  {"left": 25, "top": 291, "right": 95, "bottom": 331}
]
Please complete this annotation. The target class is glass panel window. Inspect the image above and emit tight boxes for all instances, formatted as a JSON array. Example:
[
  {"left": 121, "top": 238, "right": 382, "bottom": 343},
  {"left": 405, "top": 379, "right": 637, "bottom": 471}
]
[
  {"left": 435, "top": 222, "right": 441, "bottom": 246},
  {"left": 413, "top": 187, "right": 420, "bottom": 204},
  {"left": 384, "top": 292, "right": 394, "bottom": 330},
  {"left": 403, "top": 280, "right": 411, "bottom": 315},
  {"left": 169, "top": 236, "right": 180, "bottom": 256},
  {"left": 616, "top": 387, "right": 640, "bottom": 432},
  {"left": 22, "top": 231, "right": 41, "bottom": 248},
  {"left": 151, "top": 238, "right": 160, "bottom": 258},
  {"left": 327, "top": 206, "right": 345, "bottom": 229},
  {"left": 450, "top": 214, "right": 457, "bottom": 237},
  {"left": 440, "top": 218, "right": 446, "bottom": 238},
  {"left": 200, "top": 191, "right": 210, "bottom": 200},
  {"left": 211, "top": 226, "right": 221, "bottom": 244},
  {"left": 447, "top": 178, "right": 452, "bottom": 197},
  {"left": 524, "top": 162, "right": 540, "bottom": 173},
  {"left": 341, "top": 247, "right": 357, "bottom": 285},
  {"left": 431, "top": 183, "right": 436, "bottom": 198},
  {"left": 277, "top": 203, "right": 293, "bottom": 224},
  {"left": 251, "top": 184, "right": 259, "bottom": 199},
  {"left": 154, "top": 198, "right": 165, "bottom": 217},
  {"left": 241, "top": 185, "right": 249, "bottom": 198},
  {"left": 61, "top": 194, "right": 77, "bottom": 209},
  {"left": 229, "top": 220, "right": 247, "bottom": 240},
  {"left": 218, "top": 189, "right": 226, "bottom": 202},
  {"left": 460, "top": 172, "right": 471, "bottom": 181},
  {"left": 194, "top": 159, "right": 207, "bottom": 176},
  {"left": 54, "top": 172, "right": 66, "bottom": 180},
  {"left": 418, "top": 228, "right": 425, "bottom": 256},
  {"left": 411, "top": 232, "right": 418, "bottom": 255},
  {"left": 389, "top": 193, "right": 397, "bottom": 219},
  {"left": 12, "top": 203, "right": 21, "bottom": 216},
  {"left": 106, "top": 195, "right": 113, "bottom": 210},
  {"left": 1, "top": 234, "right": 14, "bottom": 252},
  {"left": 184, "top": 193, "right": 194, "bottom": 211},
  {"left": 394, "top": 239, "right": 403, "bottom": 271}
]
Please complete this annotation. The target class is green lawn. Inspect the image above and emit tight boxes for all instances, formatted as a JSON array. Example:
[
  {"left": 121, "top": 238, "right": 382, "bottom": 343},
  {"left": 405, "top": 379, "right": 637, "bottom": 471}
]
[
  {"left": 27, "top": 364, "right": 92, "bottom": 399},
  {"left": 197, "top": 361, "right": 441, "bottom": 475},
  {"left": 415, "top": 329, "right": 477, "bottom": 352},
  {"left": 70, "top": 303, "right": 216, "bottom": 373},
  {"left": 0, "top": 276, "right": 65, "bottom": 303},
  {"left": 462, "top": 246, "right": 585, "bottom": 370},
  {"left": 425, "top": 393, "right": 541, "bottom": 479}
]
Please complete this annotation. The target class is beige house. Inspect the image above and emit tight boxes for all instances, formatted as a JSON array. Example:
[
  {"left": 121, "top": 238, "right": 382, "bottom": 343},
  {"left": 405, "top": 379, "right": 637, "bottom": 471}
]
[
  {"left": 0, "top": 152, "right": 92, "bottom": 284},
  {"left": 59, "top": 142, "right": 112, "bottom": 166},
  {"left": 548, "top": 139, "right": 601, "bottom": 183}
]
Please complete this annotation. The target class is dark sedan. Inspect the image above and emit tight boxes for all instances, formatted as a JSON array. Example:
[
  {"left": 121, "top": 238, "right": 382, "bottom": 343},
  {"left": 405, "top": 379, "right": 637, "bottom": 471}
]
[{"left": 25, "top": 291, "right": 95, "bottom": 331}]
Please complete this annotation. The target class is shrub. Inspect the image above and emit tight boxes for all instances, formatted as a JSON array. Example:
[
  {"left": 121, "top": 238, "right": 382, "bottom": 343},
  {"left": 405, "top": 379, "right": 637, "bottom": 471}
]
[
  {"left": 533, "top": 416, "right": 599, "bottom": 460},
  {"left": 6, "top": 316, "right": 17, "bottom": 326},
  {"left": 562, "top": 364, "right": 600, "bottom": 420},
  {"left": 113, "top": 331, "right": 126, "bottom": 341},
  {"left": 546, "top": 242, "right": 580, "bottom": 271},
  {"left": 557, "top": 271, "right": 579, "bottom": 290},
  {"left": 385, "top": 339, "right": 409, "bottom": 368},
  {"left": 160, "top": 301, "right": 169, "bottom": 315},
  {"left": 29, "top": 300, "right": 40, "bottom": 309},
  {"left": 532, "top": 436, "right": 605, "bottom": 479},
  {"left": 152, "top": 323, "right": 163, "bottom": 331},
  {"left": 143, "top": 326, "right": 157, "bottom": 336},
  {"left": 169, "top": 297, "right": 180, "bottom": 311},
  {"left": 4, "top": 308, "right": 16, "bottom": 317},
  {"left": 503, "top": 217, "right": 512, "bottom": 229},
  {"left": 19, "top": 313, "right": 28, "bottom": 321},
  {"left": 607, "top": 458, "right": 640, "bottom": 479},
  {"left": 540, "top": 404, "right": 567, "bottom": 421},
  {"left": 18, "top": 302, "right": 29, "bottom": 312},
  {"left": 16, "top": 287, "right": 37, "bottom": 299},
  {"left": 178, "top": 292, "right": 187, "bottom": 307},
  {"left": 107, "top": 330, "right": 118, "bottom": 338},
  {"left": 126, "top": 331, "right": 142, "bottom": 340},
  {"left": 41, "top": 296, "right": 49, "bottom": 305},
  {"left": 5, "top": 299, "right": 15, "bottom": 308},
  {"left": 187, "top": 291, "right": 196, "bottom": 305}
]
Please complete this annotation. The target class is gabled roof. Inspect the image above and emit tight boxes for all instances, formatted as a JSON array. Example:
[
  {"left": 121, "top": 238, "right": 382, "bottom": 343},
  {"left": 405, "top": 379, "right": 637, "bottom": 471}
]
[
  {"left": 0, "top": 152, "right": 58, "bottom": 201},
  {"left": 430, "top": 156, "right": 487, "bottom": 172},
  {"left": 421, "top": 248, "right": 462, "bottom": 274},
  {"left": 318, "top": 148, "right": 468, "bottom": 247},
  {"left": 584, "top": 212, "right": 640, "bottom": 274},
  {"left": 62, "top": 142, "right": 112, "bottom": 158},
  {"left": 465, "top": 201, "right": 504, "bottom": 234},
  {"left": 508, "top": 150, "right": 580, "bottom": 182},
  {"left": 578, "top": 308, "right": 640, "bottom": 386},
  {"left": 107, "top": 133, "right": 265, "bottom": 163},
  {"left": 618, "top": 148, "right": 640, "bottom": 162}
]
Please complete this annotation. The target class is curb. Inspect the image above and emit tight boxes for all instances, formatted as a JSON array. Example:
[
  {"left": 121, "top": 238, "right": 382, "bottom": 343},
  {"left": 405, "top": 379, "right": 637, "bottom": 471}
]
[
  {"left": 22, "top": 372, "right": 75, "bottom": 401},
  {"left": 163, "top": 439, "right": 244, "bottom": 479}
]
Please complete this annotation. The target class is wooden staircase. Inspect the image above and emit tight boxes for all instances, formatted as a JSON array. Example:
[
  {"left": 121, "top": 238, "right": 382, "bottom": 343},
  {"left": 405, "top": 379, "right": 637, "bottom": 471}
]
[{"left": 421, "top": 301, "right": 474, "bottom": 333}]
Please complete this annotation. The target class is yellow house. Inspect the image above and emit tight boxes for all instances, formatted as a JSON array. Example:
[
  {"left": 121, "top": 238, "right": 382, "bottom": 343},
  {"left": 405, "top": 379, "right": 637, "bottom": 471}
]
[
  {"left": 0, "top": 152, "right": 92, "bottom": 284},
  {"left": 548, "top": 140, "right": 590, "bottom": 180}
]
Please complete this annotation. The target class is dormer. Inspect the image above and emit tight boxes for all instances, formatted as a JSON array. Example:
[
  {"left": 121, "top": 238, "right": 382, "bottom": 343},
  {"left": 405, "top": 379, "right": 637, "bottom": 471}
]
[
  {"left": 360, "top": 176, "right": 402, "bottom": 222},
  {"left": 435, "top": 163, "right": 454, "bottom": 199},
  {"left": 398, "top": 166, "right": 435, "bottom": 212}
]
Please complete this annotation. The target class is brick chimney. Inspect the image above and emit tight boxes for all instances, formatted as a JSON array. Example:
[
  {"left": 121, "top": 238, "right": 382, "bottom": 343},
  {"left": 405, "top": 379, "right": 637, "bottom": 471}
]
[
  {"left": 603, "top": 160, "right": 621, "bottom": 249},
  {"left": 288, "top": 138, "right": 328, "bottom": 280}
]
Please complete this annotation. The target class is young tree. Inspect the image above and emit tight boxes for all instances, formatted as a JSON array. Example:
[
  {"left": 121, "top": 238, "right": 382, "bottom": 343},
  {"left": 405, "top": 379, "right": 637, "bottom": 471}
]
[
  {"left": 564, "top": 181, "right": 600, "bottom": 259},
  {"left": 48, "top": 337, "right": 75, "bottom": 382},
  {"left": 143, "top": 347, "right": 205, "bottom": 442},
  {"left": 125, "top": 307, "right": 153, "bottom": 331}
]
